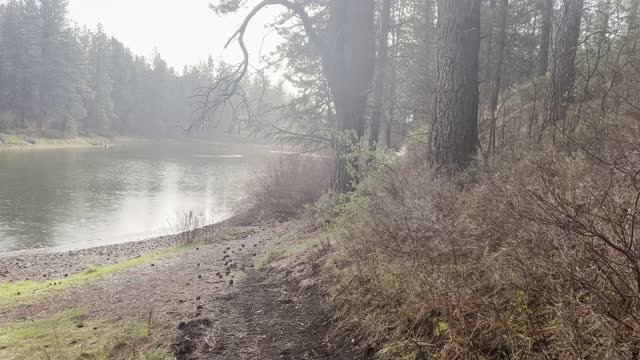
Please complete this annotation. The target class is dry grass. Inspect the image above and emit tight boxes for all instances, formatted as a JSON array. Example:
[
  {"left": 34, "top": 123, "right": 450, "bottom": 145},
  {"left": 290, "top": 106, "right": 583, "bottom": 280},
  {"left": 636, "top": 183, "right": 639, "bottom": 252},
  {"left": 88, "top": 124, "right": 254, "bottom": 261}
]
[{"left": 324, "top": 114, "right": 640, "bottom": 359}]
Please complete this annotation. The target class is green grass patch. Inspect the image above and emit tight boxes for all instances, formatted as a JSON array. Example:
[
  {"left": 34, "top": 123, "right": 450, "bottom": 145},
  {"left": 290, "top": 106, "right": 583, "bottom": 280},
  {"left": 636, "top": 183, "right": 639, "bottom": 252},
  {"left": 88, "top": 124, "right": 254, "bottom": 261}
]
[
  {"left": 0, "top": 246, "right": 190, "bottom": 308},
  {"left": 0, "top": 307, "right": 169, "bottom": 360},
  {"left": 255, "top": 228, "right": 328, "bottom": 270},
  {"left": 255, "top": 248, "right": 286, "bottom": 270},
  {"left": 0, "top": 134, "right": 27, "bottom": 145}
]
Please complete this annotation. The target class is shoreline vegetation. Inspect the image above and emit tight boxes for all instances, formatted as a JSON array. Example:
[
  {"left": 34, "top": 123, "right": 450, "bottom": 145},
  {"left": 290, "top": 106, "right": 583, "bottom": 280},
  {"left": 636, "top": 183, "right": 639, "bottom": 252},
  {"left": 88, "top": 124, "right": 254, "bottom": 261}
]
[{"left": 0, "top": 132, "right": 113, "bottom": 150}]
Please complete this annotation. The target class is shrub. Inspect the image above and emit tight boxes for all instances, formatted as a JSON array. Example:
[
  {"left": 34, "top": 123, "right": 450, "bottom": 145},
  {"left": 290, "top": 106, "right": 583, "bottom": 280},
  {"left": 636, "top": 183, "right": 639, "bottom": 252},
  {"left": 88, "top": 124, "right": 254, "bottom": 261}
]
[
  {"left": 326, "top": 117, "right": 640, "bottom": 359},
  {"left": 238, "top": 155, "right": 331, "bottom": 223}
]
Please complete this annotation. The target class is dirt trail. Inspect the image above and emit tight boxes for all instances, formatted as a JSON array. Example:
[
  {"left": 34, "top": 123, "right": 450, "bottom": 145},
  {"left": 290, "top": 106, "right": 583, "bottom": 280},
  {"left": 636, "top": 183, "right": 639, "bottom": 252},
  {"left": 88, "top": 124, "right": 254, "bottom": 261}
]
[
  {"left": 0, "top": 220, "right": 362, "bottom": 359},
  {"left": 174, "top": 269, "right": 359, "bottom": 359}
]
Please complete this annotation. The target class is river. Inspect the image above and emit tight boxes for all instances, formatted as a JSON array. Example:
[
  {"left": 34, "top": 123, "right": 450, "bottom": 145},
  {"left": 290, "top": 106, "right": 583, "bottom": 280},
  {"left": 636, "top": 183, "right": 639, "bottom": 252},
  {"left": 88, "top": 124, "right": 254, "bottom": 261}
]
[{"left": 0, "top": 142, "right": 271, "bottom": 253}]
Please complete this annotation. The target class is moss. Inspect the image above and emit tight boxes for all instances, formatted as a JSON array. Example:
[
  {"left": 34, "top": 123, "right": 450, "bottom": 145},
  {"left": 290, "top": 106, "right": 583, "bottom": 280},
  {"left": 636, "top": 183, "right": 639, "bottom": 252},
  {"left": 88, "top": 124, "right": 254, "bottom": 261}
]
[
  {"left": 0, "top": 246, "right": 191, "bottom": 308},
  {"left": 0, "top": 307, "right": 168, "bottom": 360}
]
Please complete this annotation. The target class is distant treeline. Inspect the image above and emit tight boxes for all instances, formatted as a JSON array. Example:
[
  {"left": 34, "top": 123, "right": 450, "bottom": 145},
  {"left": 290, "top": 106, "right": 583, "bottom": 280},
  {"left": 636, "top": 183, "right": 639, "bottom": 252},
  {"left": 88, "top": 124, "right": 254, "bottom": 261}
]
[{"left": 0, "top": 0, "right": 276, "bottom": 139}]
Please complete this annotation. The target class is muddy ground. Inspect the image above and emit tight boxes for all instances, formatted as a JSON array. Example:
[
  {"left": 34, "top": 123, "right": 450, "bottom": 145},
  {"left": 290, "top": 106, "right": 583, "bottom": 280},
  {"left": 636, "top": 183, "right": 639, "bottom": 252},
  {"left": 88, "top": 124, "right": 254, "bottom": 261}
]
[{"left": 0, "top": 219, "right": 364, "bottom": 359}]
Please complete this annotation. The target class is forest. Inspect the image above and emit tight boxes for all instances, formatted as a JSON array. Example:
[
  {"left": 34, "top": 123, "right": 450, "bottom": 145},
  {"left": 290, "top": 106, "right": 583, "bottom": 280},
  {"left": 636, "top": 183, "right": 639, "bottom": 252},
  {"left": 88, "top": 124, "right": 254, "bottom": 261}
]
[
  {"left": 0, "top": 0, "right": 283, "bottom": 140},
  {"left": 3, "top": 0, "right": 640, "bottom": 358}
]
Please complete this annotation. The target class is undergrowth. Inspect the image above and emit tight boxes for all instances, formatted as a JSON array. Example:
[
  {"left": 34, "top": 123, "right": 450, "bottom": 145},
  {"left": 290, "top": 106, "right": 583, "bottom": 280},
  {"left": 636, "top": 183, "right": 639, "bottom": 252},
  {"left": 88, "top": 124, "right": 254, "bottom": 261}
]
[{"left": 320, "top": 114, "right": 640, "bottom": 358}]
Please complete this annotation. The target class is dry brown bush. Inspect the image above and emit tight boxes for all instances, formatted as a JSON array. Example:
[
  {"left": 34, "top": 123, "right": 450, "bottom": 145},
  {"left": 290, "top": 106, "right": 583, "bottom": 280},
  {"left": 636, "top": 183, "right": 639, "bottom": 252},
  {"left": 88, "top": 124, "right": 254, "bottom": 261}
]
[
  {"left": 327, "top": 116, "right": 640, "bottom": 359},
  {"left": 238, "top": 155, "right": 331, "bottom": 223}
]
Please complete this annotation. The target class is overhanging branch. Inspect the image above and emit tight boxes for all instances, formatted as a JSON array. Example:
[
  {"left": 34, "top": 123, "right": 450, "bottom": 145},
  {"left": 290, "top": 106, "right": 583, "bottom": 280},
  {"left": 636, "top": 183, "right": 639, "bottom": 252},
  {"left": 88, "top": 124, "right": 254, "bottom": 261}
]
[{"left": 192, "top": 0, "right": 326, "bottom": 131}]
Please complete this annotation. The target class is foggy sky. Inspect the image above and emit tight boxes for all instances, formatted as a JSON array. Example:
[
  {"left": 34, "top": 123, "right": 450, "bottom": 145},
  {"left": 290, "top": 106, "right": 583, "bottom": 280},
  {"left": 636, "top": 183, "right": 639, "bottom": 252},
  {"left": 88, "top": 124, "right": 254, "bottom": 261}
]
[{"left": 67, "top": 0, "right": 283, "bottom": 72}]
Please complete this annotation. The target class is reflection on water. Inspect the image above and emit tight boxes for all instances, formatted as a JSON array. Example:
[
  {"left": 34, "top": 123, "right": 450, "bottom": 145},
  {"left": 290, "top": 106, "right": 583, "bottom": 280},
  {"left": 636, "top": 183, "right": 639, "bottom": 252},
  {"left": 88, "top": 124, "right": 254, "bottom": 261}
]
[{"left": 0, "top": 142, "right": 269, "bottom": 253}]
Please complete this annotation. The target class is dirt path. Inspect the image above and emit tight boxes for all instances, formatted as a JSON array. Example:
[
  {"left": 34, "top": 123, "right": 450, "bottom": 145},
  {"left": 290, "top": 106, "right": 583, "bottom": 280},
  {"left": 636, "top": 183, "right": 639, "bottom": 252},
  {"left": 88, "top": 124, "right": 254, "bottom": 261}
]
[
  {"left": 174, "top": 269, "right": 359, "bottom": 359},
  {"left": 1, "top": 220, "right": 363, "bottom": 359}
]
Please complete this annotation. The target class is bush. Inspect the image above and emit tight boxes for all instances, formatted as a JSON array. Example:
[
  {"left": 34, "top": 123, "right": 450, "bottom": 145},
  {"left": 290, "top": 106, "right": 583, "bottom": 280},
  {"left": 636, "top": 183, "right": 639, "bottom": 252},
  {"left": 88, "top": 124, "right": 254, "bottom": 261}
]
[
  {"left": 327, "top": 117, "right": 640, "bottom": 359},
  {"left": 237, "top": 155, "right": 331, "bottom": 224}
]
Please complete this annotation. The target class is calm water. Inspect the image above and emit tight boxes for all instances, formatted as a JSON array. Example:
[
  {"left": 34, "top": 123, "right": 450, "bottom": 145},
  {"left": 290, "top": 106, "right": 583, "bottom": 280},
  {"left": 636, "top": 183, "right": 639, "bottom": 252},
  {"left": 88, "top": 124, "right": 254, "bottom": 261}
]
[{"left": 0, "top": 142, "right": 270, "bottom": 253}]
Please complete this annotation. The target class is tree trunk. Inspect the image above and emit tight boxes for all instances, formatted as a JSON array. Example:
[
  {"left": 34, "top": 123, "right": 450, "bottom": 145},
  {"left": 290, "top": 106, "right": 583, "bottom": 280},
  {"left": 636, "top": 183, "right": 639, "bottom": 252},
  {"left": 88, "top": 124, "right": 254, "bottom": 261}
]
[
  {"left": 483, "top": 0, "right": 497, "bottom": 83},
  {"left": 630, "top": 0, "right": 640, "bottom": 34},
  {"left": 323, "top": 0, "right": 375, "bottom": 193},
  {"left": 542, "top": 0, "right": 583, "bottom": 142},
  {"left": 369, "top": 0, "right": 393, "bottom": 149},
  {"left": 489, "top": 0, "right": 508, "bottom": 155},
  {"left": 428, "top": 0, "right": 481, "bottom": 171},
  {"left": 537, "top": 0, "right": 553, "bottom": 77}
]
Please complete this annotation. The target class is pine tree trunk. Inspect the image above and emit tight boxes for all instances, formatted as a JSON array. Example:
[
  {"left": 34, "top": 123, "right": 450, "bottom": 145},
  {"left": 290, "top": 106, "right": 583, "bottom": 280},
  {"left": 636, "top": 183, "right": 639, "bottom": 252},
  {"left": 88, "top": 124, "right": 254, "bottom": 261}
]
[
  {"left": 630, "top": 0, "right": 640, "bottom": 34},
  {"left": 543, "top": 0, "right": 583, "bottom": 142},
  {"left": 323, "top": 0, "right": 375, "bottom": 193},
  {"left": 428, "top": 0, "right": 481, "bottom": 170},
  {"left": 369, "top": 0, "right": 393, "bottom": 149},
  {"left": 489, "top": 0, "right": 508, "bottom": 155},
  {"left": 537, "top": 0, "right": 553, "bottom": 77}
]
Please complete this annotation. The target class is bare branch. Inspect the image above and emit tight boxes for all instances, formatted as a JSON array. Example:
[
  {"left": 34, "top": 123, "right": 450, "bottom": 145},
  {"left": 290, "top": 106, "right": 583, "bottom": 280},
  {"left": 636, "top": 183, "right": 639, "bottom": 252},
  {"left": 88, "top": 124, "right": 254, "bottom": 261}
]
[{"left": 192, "top": 0, "right": 326, "bottom": 132}]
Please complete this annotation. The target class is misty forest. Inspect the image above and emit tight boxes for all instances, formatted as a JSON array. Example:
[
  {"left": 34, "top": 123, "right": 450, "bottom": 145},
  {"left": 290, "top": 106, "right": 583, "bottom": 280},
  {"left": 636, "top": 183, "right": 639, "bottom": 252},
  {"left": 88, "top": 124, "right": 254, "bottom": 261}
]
[{"left": 2, "top": 0, "right": 640, "bottom": 359}]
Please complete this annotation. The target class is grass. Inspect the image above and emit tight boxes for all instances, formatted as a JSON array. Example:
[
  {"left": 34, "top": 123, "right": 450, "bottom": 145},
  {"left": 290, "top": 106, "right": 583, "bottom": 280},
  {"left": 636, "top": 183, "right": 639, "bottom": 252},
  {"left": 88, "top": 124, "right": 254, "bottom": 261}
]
[
  {"left": 0, "top": 307, "right": 170, "bottom": 360},
  {"left": 0, "top": 246, "right": 191, "bottom": 308},
  {"left": 255, "top": 228, "right": 328, "bottom": 270},
  {"left": 255, "top": 248, "right": 286, "bottom": 270}
]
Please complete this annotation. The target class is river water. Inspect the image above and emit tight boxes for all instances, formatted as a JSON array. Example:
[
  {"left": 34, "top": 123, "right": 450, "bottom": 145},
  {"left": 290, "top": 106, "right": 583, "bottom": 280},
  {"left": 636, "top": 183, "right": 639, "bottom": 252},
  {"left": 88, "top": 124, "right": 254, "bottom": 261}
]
[{"left": 0, "top": 142, "right": 271, "bottom": 253}]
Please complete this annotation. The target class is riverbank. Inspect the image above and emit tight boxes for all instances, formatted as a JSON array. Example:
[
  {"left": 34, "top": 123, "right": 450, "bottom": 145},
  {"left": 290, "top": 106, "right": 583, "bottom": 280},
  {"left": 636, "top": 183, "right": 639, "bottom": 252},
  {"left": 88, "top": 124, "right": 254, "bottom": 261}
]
[
  {"left": 0, "top": 132, "right": 114, "bottom": 150},
  {"left": 0, "top": 216, "right": 359, "bottom": 359}
]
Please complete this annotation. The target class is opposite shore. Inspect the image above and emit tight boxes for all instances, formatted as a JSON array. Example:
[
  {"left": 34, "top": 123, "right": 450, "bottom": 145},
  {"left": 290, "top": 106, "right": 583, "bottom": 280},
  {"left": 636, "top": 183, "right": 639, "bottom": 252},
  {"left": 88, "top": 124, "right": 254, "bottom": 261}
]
[{"left": 0, "top": 132, "right": 146, "bottom": 151}]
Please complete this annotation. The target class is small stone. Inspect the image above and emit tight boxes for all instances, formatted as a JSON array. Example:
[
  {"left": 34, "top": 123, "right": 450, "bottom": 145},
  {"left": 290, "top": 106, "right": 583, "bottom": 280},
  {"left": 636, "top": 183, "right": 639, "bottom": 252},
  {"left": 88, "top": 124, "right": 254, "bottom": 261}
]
[{"left": 229, "top": 280, "right": 234, "bottom": 286}]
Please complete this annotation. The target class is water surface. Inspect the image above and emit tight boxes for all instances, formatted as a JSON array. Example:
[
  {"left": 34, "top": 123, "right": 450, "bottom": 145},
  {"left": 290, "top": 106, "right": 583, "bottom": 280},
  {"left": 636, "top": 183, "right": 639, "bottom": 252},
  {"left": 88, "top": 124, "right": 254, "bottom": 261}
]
[{"left": 0, "top": 142, "right": 270, "bottom": 253}]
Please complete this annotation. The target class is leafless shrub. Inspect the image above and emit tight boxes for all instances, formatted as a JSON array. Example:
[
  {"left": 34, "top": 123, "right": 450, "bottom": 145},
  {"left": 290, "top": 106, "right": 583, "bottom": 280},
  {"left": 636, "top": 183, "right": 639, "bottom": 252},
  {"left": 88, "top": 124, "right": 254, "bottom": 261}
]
[
  {"left": 170, "top": 211, "right": 207, "bottom": 245},
  {"left": 239, "top": 155, "right": 331, "bottom": 223}
]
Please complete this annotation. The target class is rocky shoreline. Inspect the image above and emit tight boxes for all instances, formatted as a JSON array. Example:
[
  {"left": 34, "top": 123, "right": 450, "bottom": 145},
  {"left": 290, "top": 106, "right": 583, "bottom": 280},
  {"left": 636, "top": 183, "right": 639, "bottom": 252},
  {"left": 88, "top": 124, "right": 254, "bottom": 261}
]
[{"left": 0, "top": 220, "right": 236, "bottom": 283}]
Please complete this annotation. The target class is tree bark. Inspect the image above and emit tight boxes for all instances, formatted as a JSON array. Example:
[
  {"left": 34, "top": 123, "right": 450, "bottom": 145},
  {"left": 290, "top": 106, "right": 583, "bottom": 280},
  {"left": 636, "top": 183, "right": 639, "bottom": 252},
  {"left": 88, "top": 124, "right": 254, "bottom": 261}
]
[
  {"left": 542, "top": 0, "right": 583, "bottom": 142},
  {"left": 630, "top": 0, "right": 640, "bottom": 34},
  {"left": 369, "top": 0, "right": 393, "bottom": 149},
  {"left": 323, "top": 0, "right": 375, "bottom": 193},
  {"left": 489, "top": 0, "right": 508, "bottom": 155},
  {"left": 537, "top": 0, "right": 553, "bottom": 77},
  {"left": 428, "top": 0, "right": 481, "bottom": 171}
]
